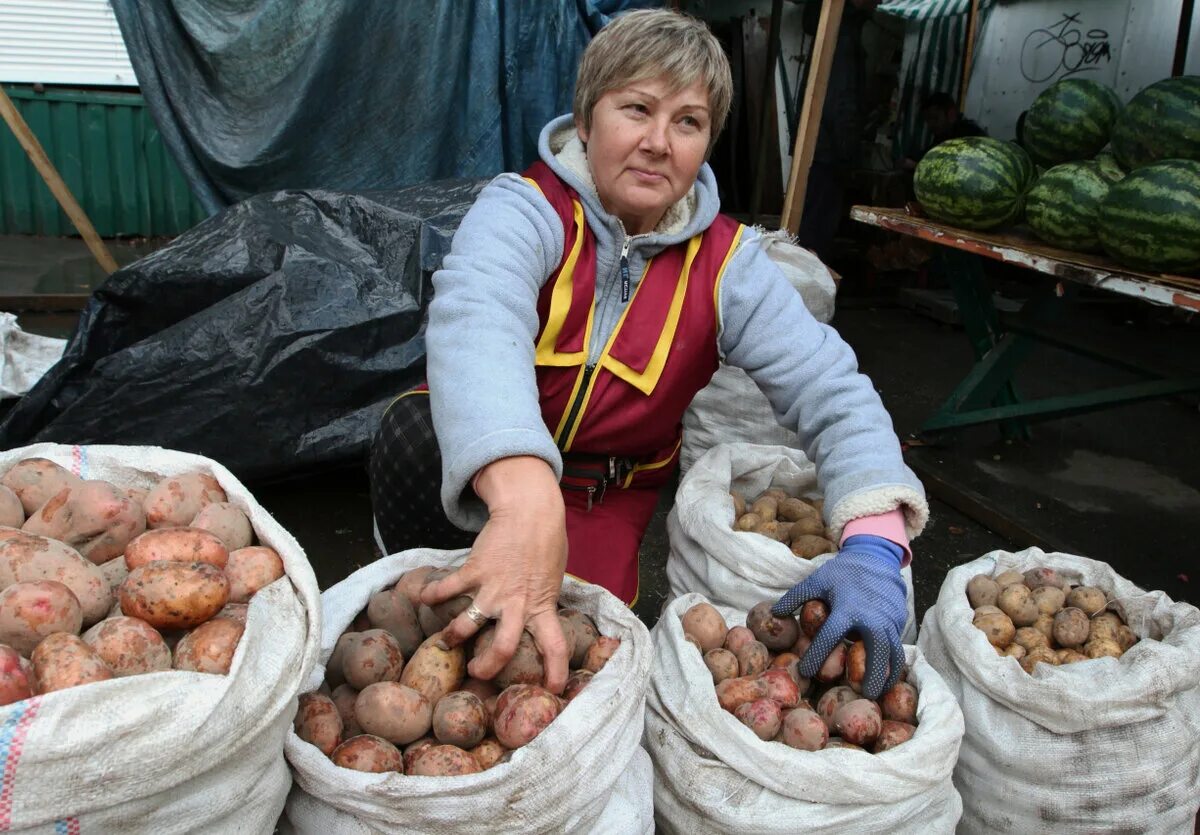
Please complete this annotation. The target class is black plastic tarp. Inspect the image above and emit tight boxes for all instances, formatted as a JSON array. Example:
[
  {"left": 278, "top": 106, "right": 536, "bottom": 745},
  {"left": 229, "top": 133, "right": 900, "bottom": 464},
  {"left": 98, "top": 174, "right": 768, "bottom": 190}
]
[{"left": 0, "top": 182, "right": 485, "bottom": 480}]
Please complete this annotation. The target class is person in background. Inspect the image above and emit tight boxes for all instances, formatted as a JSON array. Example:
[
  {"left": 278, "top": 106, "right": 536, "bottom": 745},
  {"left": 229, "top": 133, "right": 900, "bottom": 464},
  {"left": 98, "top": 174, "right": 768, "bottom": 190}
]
[{"left": 901, "top": 91, "right": 986, "bottom": 172}]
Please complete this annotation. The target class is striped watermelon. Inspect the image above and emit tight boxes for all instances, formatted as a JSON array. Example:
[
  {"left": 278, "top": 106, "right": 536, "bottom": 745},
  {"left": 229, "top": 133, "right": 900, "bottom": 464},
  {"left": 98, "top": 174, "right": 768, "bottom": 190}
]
[
  {"left": 1111, "top": 76, "right": 1200, "bottom": 170},
  {"left": 1025, "top": 161, "right": 1114, "bottom": 252},
  {"left": 1002, "top": 141, "right": 1036, "bottom": 192},
  {"left": 1093, "top": 150, "right": 1126, "bottom": 183},
  {"left": 914, "top": 137, "right": 1030, "bottom": 230},
  {"left": 1097, "top": 159, "right": 1200, "bottom": 273},
  {"left": 1023, "top": 79, "right": 1122, "bottom": 167}
]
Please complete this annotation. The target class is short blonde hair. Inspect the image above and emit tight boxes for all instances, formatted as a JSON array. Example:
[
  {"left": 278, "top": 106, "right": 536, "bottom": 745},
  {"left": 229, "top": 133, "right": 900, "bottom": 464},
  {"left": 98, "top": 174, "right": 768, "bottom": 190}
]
[{"left": 573, "top": 9, "right": 733, "bottom": 150}]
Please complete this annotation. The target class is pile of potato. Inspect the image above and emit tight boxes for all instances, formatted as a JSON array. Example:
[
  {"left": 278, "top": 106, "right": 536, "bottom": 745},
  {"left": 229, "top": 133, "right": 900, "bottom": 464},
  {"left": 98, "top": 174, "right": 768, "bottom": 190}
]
[
  {"left": 294, "top": 565, "right": 621, "bottom": 777},
  {"left": 968, "top": 566, "right": 1139, "bottom": 672},
  {"left": 730, "top": 488, "right": 836, "bottom": 558},
  {"left": 0, "top": 457, "right": 285, "bottom": 701},
  {"left": 682, "top": 599, "right": 919, "bottom": 753}
]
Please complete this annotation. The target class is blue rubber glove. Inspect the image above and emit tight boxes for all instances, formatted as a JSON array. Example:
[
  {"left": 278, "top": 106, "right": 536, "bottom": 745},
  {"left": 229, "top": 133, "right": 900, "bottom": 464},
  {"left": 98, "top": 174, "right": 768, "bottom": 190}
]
[{"left": 771, "top": 534, "right": 907, "bottom": 700}]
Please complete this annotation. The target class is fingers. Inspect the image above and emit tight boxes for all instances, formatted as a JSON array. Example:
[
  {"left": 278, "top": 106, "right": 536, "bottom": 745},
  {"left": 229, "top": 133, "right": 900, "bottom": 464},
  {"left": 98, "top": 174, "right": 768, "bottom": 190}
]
[
  {"left": 860, "top": 623, "right": 902, "bottom": 700},
  {"left": 467, "top": 604, "right": 523, "bottom": 681},
  {"left": 885, "top": 636, "right": 907, "bottom": 696},
  {"left": 419, "top": 563, "right": 477, "bottom": 608},
  {"left": 797, "top": 611, "right": 850, "bottom": 680},
  {"left": 771, "top": 576, "right": 822, "bottom": 617},
  {"left": 527, "top": 610, "right": 570, "bottom": 694},
  {"left": 440, "top": 600, "right": 489, "bottom": 650}
]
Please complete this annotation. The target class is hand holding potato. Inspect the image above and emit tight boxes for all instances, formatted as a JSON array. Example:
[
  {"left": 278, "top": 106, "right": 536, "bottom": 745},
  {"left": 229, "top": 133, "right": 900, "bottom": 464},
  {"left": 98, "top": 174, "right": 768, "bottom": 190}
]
[{"left": 421, "top": 456, "right": 570, "bottom": 694}]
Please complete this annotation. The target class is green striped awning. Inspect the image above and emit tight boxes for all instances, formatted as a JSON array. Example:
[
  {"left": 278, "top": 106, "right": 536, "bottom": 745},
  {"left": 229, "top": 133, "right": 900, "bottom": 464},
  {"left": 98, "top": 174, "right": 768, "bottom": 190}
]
[{"left": 879, "top": 0, "right": 990, "bottom": 21}]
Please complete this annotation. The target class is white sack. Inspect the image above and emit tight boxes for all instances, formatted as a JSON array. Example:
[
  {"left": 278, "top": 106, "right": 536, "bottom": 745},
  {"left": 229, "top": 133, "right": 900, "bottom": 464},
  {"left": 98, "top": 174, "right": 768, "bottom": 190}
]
[
  {"left": 284, "top": 548, "right": 654, "bottom": 834},
  {"left": 666, "top": 443, "right": 916, "bottom": 641},
  {"left": 0, "top": 442, "right": 322, "bottom": 834},
  {"left": 645, "top": 593, "right": 963, "bottom": 834},
  {"left": 680, "top": 235, "right": 836, "bottom": 474},
  {"left": 918, "top": 547, "right": 1200, "bottom": 834},
  {"left": 0, "top": 313, "right": 66, "bottom": 400}
]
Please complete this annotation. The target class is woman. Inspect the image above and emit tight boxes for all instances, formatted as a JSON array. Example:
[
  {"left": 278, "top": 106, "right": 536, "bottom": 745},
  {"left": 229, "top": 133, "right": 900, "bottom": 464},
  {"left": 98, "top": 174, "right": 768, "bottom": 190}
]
[{"left": 370, "top": 9, "right": 927, "bottom": 700}]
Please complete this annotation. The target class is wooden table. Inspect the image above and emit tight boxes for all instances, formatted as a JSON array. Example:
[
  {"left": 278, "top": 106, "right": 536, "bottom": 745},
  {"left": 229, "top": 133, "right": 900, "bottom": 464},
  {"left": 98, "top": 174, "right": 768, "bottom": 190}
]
[{"left": 850, "top": 205, "right": 1200, "bottom": 438}]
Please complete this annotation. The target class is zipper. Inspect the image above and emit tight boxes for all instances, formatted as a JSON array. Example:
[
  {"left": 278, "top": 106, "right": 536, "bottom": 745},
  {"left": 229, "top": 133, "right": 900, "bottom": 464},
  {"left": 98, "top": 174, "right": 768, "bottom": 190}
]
[
  {"left": 619, "top": 235, "right": 631, "bottom": 303},
  {"left": 557, "top": 363, "right": 595, "bottom": 450}
]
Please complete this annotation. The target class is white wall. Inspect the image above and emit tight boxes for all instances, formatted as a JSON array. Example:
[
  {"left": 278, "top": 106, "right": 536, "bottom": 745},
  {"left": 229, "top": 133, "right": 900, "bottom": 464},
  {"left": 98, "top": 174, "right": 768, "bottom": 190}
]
[
  {"left": 963, "top": 0, "right": 1182, "bottom": 140},
  {"left": 1188, "top": 5, "right": 1199, "bottom": 74},
  {"left": 0, "top": 0, "right": 137, "bottom": 86}
]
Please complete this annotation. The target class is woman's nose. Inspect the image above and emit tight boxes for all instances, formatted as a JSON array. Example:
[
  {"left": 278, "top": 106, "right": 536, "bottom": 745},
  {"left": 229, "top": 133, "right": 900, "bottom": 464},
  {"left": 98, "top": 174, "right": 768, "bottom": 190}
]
[{"left": 640, "top": 119, "right": 670, "bottom": 155}]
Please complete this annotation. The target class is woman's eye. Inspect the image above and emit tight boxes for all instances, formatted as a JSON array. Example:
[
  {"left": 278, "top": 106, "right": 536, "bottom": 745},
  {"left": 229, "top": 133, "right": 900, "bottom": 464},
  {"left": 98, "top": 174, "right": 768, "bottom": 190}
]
[
  {"left": 626, "top": 103, "right": 648, "bottom": 114},
  {"left": 680, "top": 116, "right": 702, "bottom": 129}
]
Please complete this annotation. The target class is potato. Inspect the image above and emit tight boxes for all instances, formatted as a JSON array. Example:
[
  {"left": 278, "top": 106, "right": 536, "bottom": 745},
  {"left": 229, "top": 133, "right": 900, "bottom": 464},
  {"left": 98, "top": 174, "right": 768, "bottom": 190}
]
[
  {"left": 470, "top": 737, "right": 507, "bottom": 770},
  {"left": 791, "top": 535, "right": 836, "bottom": 558},
  {"left": 966, "top": 574, "right": 1001, "bottom": 608},
  {"left": 493, "top": 685, "right": 560, "bottom": 748},
  {"left": 749, "top": 497, "right": 777, "bottom": 523},
  {"left": 833, "top": 699, "right": 882, "bottom": 747},
  {"left": 745, "top": 601, "right": 799, "bottom": 652},
  {"left": 1031, "top": 585, "right": 1066, "bottom": 616},
  {"left": 1032, "top": 612, "right": 1055, "bottom": 643},
  {"left": 844, "top": 640, "right": 869, "bottom": 693},
  {"left": 188, "top": 502, "right": 253, "bottom": 552},
  {"left": 780, "top": 707, "right": 827, "bottom": 751},
  {"left": 799, "top": 600, "right": 829, "bottom": 638},
  {"left": 119, "top": 561, "right": 229, "bottom": 630},
  {"left": 681, "top": 602, "right": 728, "bottom": 652},
  {"left": 473, "top": 628, "right": 545, "bottom": 688},
  {"left": 752, "top": 520, "right": 785, "bottom": 540},
  {"left": 778, "top": 657, "right": 811, "bottom": 694},
  {"left": 1023, "top": 567, "right": 1062, "bottom": 590},
  {"left": 400, "top": 633, "right": 466, "bottom": 706},
  {"left": 225, "top": 546, "right": 286, "bottom": 604},
  {"left": 0, "top": 581, "right": 82, "bottom": 655},
  {"left": 993, "top": 570, "right": 1025, "bottom": 588},
  {"left": 82, "top": 616, "right": 171, "bottom": 676},
  {"left": 825, "top": 738, "right": 866, "bottom": 751},
  {"left": 1020, "top": 645, "right": 1059, "bottom": 673},
  {"left": 723, "top": 625, "right": 755, "bottom": 655},
  {"left": 402, "top": 737, "right": 437, "bottom": 773},
  {"left": 393, "top": 566, "right": 436, "bottom": 609},
  {"left": 1115, "top": 624, "right": 1137, "bottom": 652},
  {"left": 1066, "top": 586, "right": 1108, "bottom": 617},
  {"left": 0, "top": 532, "right": 111, "bottom": 625},
  {"left": 815, "top": 642, "right": 847, "bottom": 683},
  {"left": 760, "top": 488, "right": 789, "bottom": 502},
  {"left": 583, "top": 636, "right": 620, "bottom": 673},
  {"left": 459, "top": 675, "right": 500, "bottom": 705},
  {"left": 215, "top": 602, "right": 249, "bottom": 624},
  {"left": 294, "top": 692, "right": 343, "bottom": 755},
  {"left": 326, "top": 632, "right": 361, "bottom": 688},
  {"left": 879, "top": 681, "right": 918, "bottom": 724},
  {"left": 100, "top": 554, "right": 129, "bottom": 596},
  {"left": 124, "top": 528, "right": 229, "bottom": 572},
  {"left": 342, "top": 629, "right": 404, "bottom": 690},
  {"left": 703, "top": 648, "right": 739, "bottom": 685},
  {"left": 997, "top": 584, "right": 1039, "bottom": 627},
  {"left": 354, "top": 681, "right": 431, "bottom": 745},
  {"left": 1, "top": 458, "right": 82, "bottom": 516},
  {"left": 734, "top": 513, "right": 761, "bottom": 532},
  {"left": 365, "top": 587, "right": 423, "bottom": 658},
  {"left": 143, "top": 472, "right": 226, "bottom": 530},
  {"left": 556, "top": 614, "right": 578, "bottom": 663},
  {"left": 1052, "top": 607, "right": 1090, "bottom": 649},
  {"left": 771, "top": 651, "right": 799, "bottom": 669},
  {"left": 409, "top": 744, "right": 482, "bottom": 777},
  {"left": 715, "top": 675, "right": 768, "bottom": 713},
  {"left": 777, "top": 497, "right": 818, "bottom": 523},
  {"left": 972, "top": 609, "right": 1016, "bottom": 647},
  {"left": 559, "top": 609, "right": 599, "bottom": 668},
  {"left": 560, "top": 670, "right": 592, "bottom": 702},
  {"left": 331, "top": 683, "right": 363, "bottom": 737},
  {"left": 173, "top": 617, "right": 244, "bottom": 674},
  {"left": 1013, "top": 626, "right": 1050, "bottom": 652},
  {"left": 790, "top": 633, "right": 812, "bottom": 658},
  {"left": 31, "top": 632, "right": 113, "bottom": 693},
  {"left": 788, "top": 516, "right": 827, "bottom": 539},
  {"left": 0, "top": 488, "right": 22, "bottom": 529},
  {"left": 1085, "top": 637, "right": 1123, "bottom": 659},
  {"left": 758, "top": 667, "right": 801, "bottom": 708},
  {"left": 331, "top": 735, "right": 402, "bottom": 773},
  {"left": 873, "top": 720, "right": 916, "bottom": 753},
  {"left": 418, "top": 591, "right": 471, "bottom": 638},
  {"left": 1056, "top": 648, "right": 1088, "bottom": 664},
  {"left": 1088, "top": 611, "right": 1122, "bottom": 642},
  {"left": 816, "top": 685, "right": 858, "bottom": 730},
  {"left": 735, "top": 697, "right": 782, "bottom": 741},
  {"left": 730, "top": 492, "right": 747, "bottom": 518},
  {"left": 1001, "top": 643, "right": 1026, "bottom": 660},
  {"left": 0, "top": 644, "right": 31, "bottom": 705},
  {"left": 432, "top": 691, "right": 488, "bottom": 748},
  {"left": 22, "top": 480, "right": 146, "bottom": 565},
  {"left": 736, "top": 640, "right": 769, "bottom": 677}
]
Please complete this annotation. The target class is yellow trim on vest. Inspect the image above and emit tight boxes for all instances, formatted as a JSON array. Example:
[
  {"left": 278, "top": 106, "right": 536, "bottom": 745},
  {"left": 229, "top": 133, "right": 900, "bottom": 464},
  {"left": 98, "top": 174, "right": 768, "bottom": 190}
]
[
  {"left": 535, "top": 199, "right": 589, "bottom": 367},
  {"left": 621, "top": 437, "right": 682, "bottom": 488},
  {"left": 711, "top": 224, "right": 745, "bottom": 337},
  {"left": 383, "top": 387, "right": 429, "bottom": 416},
  {"left": 522, "top": 176, "right": 544, "bottom": 196}
]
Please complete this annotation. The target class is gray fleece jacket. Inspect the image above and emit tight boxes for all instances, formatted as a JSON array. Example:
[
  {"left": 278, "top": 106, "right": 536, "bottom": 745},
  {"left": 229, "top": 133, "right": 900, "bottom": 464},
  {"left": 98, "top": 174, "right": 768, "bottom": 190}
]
[{"left": 426, "top": 114, "right": 928, "bottom": 542}]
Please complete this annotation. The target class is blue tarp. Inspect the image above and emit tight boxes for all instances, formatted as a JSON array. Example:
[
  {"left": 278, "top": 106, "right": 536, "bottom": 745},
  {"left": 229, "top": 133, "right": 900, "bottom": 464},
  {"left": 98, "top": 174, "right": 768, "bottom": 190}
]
[{"left": 111, "top": 0, "right": 652, "bottom": 214}]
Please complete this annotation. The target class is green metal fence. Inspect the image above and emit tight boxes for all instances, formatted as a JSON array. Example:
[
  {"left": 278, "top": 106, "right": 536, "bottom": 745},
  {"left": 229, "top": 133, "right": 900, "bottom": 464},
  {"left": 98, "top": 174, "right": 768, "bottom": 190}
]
[{"left": 0, "top": 85, "right": 207, "bottom": 237}]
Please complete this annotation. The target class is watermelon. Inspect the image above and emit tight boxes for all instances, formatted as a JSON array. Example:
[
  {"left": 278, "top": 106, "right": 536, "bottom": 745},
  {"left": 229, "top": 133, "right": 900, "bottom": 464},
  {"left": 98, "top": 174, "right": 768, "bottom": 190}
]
[
  {"left": 1097, "top": 159, "right": 1200, "bottom": 273},
  {"left": 1025, "top": 161, "right": 1114, "bottom": 252},
  {"left": 1002, "top": 141, "right": 1036, "bottom": 192},
  {"left": 1022, "top": 78, "right": 1122, "bottom": 167},
  {"left": 1111, "top": 76, "right": 1200, "bottom": 171},
  {"left": 914, "top": 137, "right": 1030, "bottom": 230},
  {"left": 1093, "top": 150, "right": 1126, "bottom": 183}
]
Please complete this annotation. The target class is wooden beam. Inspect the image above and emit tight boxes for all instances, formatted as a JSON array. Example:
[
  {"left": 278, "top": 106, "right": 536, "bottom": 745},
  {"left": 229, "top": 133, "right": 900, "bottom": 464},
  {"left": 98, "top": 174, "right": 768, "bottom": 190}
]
[
  {"left": 0, "top": 86, "right": 118, "bottom": 276},
  {"left": 958, "top": 0, "right": 981, "bottom": 112},
  {"left": 1174, "top": 0, "right": 1196, "bottom": 76},
  {"left": 780, "top": 0, "right": 845, "bottom": 236}
]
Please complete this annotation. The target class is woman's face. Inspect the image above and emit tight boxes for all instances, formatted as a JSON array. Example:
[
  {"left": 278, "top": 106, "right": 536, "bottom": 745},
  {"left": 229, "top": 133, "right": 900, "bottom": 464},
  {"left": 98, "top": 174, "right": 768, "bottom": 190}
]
[{"left": 577, "top": 76, "right": 712, "bottom": 236}]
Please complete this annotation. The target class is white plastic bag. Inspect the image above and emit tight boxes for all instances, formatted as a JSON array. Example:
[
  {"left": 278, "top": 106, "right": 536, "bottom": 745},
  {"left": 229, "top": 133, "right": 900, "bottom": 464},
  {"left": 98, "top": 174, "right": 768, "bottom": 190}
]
[
  {"left": 680, "top": 235, "right": 836, "bottom": 474},
  {"left": 666, "top": 443, "right": 917, "bottom": 640},
  {"left": 283, "top": 548, "right": 654, "bottom": 834},
  {"left": 918, "top": 547, "right": 1200, "bottom": 834},
  {"left": 645, "top": 593, "right": 964, "bottom": 834},
  {"left": 0, "top": 313, "right": 66, "bottom": 400},
  {"left": 0, "top": 442, "right": 322, "bottom": 834}
]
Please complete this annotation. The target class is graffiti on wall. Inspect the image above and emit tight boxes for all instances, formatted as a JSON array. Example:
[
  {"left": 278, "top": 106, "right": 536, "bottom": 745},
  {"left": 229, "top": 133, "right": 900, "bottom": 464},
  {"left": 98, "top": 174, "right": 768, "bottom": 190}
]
[{"left": 1020, "top": 13, "right": 1114, "bottom": 83}]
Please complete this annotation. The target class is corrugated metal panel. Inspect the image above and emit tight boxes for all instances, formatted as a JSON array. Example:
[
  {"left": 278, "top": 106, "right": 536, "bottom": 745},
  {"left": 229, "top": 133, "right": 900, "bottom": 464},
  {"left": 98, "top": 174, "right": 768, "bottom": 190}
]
[
  {"left": 0, "top": 0, "right": 137, "bottom": 86},
  {"left": 0, "top": 86, "right": 206, "bottom": 236}
]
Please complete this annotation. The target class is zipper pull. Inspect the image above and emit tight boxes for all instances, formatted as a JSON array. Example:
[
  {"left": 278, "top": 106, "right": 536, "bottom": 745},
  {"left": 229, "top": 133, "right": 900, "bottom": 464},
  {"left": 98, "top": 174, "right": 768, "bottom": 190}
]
[
  {"left": 619, "top": 237, "right": 631, "bottom": 303},
  {"left": 586, "top": 485, "right": 596, "bottom": 512}
]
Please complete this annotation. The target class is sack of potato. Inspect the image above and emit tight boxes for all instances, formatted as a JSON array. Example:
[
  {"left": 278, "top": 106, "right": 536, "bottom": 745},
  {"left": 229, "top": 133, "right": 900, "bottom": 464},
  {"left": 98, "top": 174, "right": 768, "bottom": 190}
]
[
  {"left": 0, "top": 443, "right": 321, "bottom": 833},
  {"left": 283, "top": 548, "right": 654, "bottom": 834},
  {"left": 666, "top": 443, "right": 917, "bottom": 639},
  {"left": 645, "top": 593, "right": 964, "bottom": 833},
  {"left": 918, "top": 547, "right": 1200, "bottom": 834}
]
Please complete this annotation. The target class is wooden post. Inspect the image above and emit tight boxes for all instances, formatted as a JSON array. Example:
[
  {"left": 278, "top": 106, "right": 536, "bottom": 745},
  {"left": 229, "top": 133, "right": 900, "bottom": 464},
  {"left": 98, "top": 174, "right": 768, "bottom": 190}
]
[
  {"left": 958, "top": 0, "right": 981, "bottom": 112},
  {"left": 0, "top": 86, "right": 118, "bottom": 275},
  {"left": 780, "top": 0, "right": 845, "bottom": 236}
]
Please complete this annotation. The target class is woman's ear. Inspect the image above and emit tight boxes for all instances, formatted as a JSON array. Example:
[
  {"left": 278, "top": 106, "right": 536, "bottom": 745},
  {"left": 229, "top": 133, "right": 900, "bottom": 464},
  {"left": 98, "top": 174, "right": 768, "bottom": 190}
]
[{"left": 575, "top": 115, "right": 590, "bottom": 146}]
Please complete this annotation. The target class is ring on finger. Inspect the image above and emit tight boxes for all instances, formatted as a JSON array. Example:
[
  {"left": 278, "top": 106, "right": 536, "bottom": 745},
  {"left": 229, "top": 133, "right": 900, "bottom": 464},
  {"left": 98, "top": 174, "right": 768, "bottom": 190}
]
[{"left": 463, "top": 601, "right": 489, "bottom": 627}]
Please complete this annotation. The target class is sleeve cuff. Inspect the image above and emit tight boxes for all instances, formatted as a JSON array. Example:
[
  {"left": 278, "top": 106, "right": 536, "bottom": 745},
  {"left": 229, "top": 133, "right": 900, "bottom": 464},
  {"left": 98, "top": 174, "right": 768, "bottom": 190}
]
[{"left": 839, "top": 509, "right": 912, "bottom": 567}]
